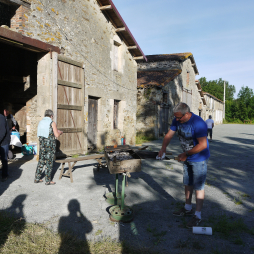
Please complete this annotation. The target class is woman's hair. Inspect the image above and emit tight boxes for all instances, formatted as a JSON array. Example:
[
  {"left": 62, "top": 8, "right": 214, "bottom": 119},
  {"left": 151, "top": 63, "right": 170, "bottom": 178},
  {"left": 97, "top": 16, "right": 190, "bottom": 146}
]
[
  {"left": 173, "top": 102, "right": 190, "bottom": 115},
  {"left": 44, "top": 109, "right": 54, "bottom": 117}
]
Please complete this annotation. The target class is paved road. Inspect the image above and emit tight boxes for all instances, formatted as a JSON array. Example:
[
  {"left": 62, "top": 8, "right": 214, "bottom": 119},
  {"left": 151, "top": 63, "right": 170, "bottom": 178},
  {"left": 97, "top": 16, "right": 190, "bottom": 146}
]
[{"left": 0, "top": 124, "right": 253, "bottom": 253}]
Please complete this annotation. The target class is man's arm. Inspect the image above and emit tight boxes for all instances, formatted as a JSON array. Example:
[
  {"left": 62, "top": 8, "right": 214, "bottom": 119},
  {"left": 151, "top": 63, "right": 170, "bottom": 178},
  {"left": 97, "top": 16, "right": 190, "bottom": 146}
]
[
  {"left": 178, "top": 136, "right": 207, "bottom": 161},
  {"left": 158, "top": 129, "right": 176, "bottom": 157}
]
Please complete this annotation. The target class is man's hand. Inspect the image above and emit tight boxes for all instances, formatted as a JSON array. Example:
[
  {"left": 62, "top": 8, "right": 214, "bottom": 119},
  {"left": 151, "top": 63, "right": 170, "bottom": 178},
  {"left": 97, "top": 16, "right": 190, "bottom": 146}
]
[
  {"left": 177, "top": 152, "right": 187, "bottom": 162},
  {"left": 158, "top": 148, "right": 166, "bottom": 158},
  {"left": 58, "top": 130, "right": 63, "bottom": 135},
  {"left": 157, "top": 129, "right": 176, "bottom": 160}
]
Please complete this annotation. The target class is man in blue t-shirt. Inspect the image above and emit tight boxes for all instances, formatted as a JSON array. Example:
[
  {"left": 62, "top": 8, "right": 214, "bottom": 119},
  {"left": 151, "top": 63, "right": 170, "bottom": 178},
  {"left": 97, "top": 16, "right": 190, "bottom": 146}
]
[{"left": 158, "top": 102, "right": 210, "bottom": 228}]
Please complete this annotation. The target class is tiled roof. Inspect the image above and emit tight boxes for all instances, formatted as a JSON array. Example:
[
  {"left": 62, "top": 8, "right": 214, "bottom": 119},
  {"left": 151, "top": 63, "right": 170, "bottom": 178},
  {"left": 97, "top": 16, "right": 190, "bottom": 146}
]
[
  {"left": 137, "top": 70, "right": 182, "bottom": 88},
  {"left": 195, "top": 80, "right": 206, "bottom": 105},
  {"left": 138, "top": 53, "right": 193, "bottom": 62},
  {"left": 137, "top": 52, "right": 199, "bottom": 75}
]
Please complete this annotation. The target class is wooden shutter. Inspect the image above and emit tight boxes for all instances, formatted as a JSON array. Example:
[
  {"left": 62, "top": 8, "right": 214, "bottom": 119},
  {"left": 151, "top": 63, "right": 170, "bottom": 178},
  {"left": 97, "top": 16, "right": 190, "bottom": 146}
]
[
  {"left": 114, "top": 100, "right": 119, "bottom": 129},
  {"left": 88, "top": 97, "right": 98, "bottom": 149},
  {"left": 113, "top": 44, "right": 118, "bottom": 71},
  {"left": 57, "top": 56, "right": 84, "bottom": 155}
]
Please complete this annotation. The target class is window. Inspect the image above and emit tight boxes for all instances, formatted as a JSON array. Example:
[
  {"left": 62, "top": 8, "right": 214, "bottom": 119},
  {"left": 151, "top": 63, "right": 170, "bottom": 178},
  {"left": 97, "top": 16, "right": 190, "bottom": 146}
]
[
  {"left": 186, "top": 72, "right": 190, "bottom": 86},
  {"left": 0, "top": 2, "right": 13, "bottom": 27},
  {"left": 113, "top": 41, "right": 121, "bottom": 72},
  {"left": 113, "top": 100, "right": 120, "bottom": 129},
  {"left": 163, "top": 92, "right": 168, "bottom": 103},
  {"left": 0, "top": 2, "right": 29, "bottom": 32}
]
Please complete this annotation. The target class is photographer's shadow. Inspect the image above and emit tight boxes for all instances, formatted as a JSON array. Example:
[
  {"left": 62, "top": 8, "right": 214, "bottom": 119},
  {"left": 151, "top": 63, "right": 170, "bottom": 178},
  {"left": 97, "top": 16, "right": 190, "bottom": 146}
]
[{"left": 58, "top": 199, "right": 92, "bottom": 254}]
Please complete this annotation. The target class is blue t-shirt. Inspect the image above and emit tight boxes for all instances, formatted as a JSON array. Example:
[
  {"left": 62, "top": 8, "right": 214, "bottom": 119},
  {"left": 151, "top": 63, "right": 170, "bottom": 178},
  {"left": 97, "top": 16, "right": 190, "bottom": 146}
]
[{"left": 170, "top": 113, "right": 210, "bottom": 162}]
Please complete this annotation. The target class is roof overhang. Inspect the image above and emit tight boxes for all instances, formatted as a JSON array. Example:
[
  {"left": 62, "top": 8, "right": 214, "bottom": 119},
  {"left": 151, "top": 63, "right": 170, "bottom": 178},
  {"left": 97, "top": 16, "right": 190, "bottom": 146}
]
[
  {"left": 0, "top": 27, "right": 60, "bottom": 53},
  {"left": 0, "top": 0, "right": 31, "bottom": 8},
  {"left": 138, "top": 69, "right": 182, "bottom": 88},
  {"left": 202, "top": 91, "right": 224, "bottom": 104},
  {"left": 189, "top": 54, "right": 199, "bottom": 75},
  {"left": 97, "top": 0, "right": 147, "bottom": 61},
  {"left": 195, "top": 80, "right": 206, "bottom": 105}
]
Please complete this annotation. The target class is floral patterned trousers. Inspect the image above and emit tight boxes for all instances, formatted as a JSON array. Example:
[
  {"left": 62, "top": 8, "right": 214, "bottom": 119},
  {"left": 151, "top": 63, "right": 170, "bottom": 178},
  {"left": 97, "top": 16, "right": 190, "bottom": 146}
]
[{"left": 35, "top": 137, "right": 56, "bottom": 183}]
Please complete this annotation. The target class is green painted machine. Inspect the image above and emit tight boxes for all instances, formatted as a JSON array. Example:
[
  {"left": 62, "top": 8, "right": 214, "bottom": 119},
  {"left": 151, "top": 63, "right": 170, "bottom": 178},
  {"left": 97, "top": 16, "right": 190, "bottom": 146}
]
[{"left": 104, "top": 145, "right": 171, "bottom": 222}]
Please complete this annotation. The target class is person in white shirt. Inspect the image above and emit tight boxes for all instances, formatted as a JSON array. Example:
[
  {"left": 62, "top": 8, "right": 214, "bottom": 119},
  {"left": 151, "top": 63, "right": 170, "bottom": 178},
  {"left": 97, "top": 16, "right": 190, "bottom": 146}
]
[{"left": 206, "top": 115, "right": 214, "bottom": 141}]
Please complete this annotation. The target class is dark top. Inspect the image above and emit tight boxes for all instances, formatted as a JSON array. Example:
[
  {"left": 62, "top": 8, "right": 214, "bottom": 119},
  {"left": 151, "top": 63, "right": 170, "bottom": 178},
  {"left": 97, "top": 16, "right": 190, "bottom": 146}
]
[{"left": 0, "top": 114, "right": 10, "bottom": 146}]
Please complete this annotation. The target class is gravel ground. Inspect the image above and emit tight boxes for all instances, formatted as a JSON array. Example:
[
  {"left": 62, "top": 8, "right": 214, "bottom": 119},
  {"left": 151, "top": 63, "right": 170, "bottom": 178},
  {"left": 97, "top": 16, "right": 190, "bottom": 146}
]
[{"left": 0, "top": 124, "right": 254, "bottom": 254}]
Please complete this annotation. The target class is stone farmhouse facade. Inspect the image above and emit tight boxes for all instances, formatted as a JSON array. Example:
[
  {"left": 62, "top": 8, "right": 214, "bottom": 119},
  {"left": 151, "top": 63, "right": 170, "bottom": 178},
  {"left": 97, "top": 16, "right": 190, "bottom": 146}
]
[
  {"left": 0, "top": 0, "right": 146, "bottom": 155},
  {"left": 136, "top": 53, "right": 206, "bottom": 138}
]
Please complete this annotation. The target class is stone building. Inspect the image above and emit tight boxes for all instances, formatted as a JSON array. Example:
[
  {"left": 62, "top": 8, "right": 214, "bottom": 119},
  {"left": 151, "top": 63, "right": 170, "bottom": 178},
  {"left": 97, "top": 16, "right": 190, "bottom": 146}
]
[
  {"left": 136, "top": 53, "right": 205, "bottom": 138},
  {"left": 202, "top": 91, "right": 224, "bottom": 125},
  {"left": 0, "top": 0, "right": 146, "bottom": 154}
]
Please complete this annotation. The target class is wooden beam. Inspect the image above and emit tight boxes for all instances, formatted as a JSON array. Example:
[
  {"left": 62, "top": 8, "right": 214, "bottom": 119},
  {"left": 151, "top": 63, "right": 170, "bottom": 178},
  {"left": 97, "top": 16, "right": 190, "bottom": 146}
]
[
  {"left": 133, "top": 56, "right": 144, "bottom": 60},
  {"left": 127, "top": 46, "right": 137, "bottom": 50},
  {"left": 58, "top": 55, "right": 83, "bottom": 68},
  {"left": 57, "top": 104, "right": 82, "bottom": 111},
  {"left": 100, "top": 5, "right": 111, "bottom": 11},
  {"left": 57, "top": 127, "right": 83, "bottom": 133},
  {"left": 58, "top": 80, "right": 82, "bottom": 89},
  {"left": 115, "top": 27, "right": 125, "bottom": 32}
]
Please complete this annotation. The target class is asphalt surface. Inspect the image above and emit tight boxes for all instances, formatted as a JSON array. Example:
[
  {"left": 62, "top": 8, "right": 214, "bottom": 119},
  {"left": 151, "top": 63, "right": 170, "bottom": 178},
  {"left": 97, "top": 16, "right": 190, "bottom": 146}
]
[{"left": 0, "top": 124, "right": 254, "bottom": 253}]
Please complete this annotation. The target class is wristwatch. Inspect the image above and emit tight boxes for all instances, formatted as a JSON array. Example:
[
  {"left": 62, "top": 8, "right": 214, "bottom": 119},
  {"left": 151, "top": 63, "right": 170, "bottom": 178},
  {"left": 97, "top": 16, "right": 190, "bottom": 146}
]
[{"left": 185, "top": 151, "right": 190, "bottom": 157}]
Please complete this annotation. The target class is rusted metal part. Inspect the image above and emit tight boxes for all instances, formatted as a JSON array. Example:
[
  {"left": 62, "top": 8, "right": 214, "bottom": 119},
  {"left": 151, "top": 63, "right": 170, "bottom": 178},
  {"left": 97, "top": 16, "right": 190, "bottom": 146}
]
[
  {"left": 0, "top": 27, "right": 60, "bottom": 53},
  {"left": 104, "top": 149, "right": 141, "bottom": 174},
  {"left": 104, "top": 145, "right": 142, "bottom": 174},
  {"left": 135, "top": 151, "right": 171, "bottom": 160},
  {"left": 105, "top": 145, "right": 130, "bottom": 151}
]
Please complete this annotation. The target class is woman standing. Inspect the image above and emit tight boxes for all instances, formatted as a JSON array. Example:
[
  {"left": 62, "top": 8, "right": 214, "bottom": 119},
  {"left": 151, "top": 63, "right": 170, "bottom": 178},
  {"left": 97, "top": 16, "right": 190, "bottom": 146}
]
[{"left": 34, "top": 109, "right": 63, "bottom": 185}]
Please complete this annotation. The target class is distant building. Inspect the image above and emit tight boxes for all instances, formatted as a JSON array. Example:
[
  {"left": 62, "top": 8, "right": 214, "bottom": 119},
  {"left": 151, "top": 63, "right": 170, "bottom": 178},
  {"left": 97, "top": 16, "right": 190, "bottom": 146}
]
[
  {"left": 136, "top": 53, "right": 205, "bottom": 138},
  {"left": 202, "top": 92, "right": 224, "bottom": 125}
]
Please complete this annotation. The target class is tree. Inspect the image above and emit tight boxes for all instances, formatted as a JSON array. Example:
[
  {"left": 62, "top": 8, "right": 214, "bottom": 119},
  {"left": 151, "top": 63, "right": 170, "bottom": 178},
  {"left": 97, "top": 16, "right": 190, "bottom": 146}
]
[
  {"left": 237, "top": 86, "right": 254, "bottom": 106},
  {"left": 199, "top": 77, "right": 235, "bottom": 101},
  {"left": 238, "top": 100, "right": 248, "bottom": 121}
]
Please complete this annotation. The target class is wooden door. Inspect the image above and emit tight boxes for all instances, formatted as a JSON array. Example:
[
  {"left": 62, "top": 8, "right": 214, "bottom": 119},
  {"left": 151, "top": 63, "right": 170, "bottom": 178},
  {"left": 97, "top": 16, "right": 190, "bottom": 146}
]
[
  {"left": 159, "top": 105, "right": 169, "bottom": 136},
  {"left": 56, "top": 56, "right": 84, "bottom": 155},
  {"left": 88, "top": 97, "right": 98, "bottom": 149}
]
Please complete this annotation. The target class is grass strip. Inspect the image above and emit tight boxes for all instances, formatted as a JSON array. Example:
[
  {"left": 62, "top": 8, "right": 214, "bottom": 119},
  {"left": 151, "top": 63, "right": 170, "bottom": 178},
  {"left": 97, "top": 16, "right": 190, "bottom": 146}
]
[{"left": 0, "top": 212, "right": 156, "bottom": 254}]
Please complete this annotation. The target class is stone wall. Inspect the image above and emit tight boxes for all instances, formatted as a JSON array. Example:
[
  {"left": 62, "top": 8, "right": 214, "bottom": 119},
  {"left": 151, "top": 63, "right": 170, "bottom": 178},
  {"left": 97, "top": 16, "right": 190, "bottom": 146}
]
[
  {"left": 179, "top": 59, "right": 202, "bottom": 115},
  {"left": 16, "top": 0, "right": 138, "bottom": 149},
  {"left": 137, "top": 57, "right": 202, "bottom": 138}
]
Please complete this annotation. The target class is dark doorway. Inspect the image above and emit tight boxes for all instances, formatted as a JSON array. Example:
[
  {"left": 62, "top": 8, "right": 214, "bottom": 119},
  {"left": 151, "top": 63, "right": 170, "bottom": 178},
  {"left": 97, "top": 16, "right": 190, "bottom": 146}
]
[
  {"left": 159, "top": 105, "right": 169, "bottom": 136},
  {"left": 88, "top": 96, "right": 98, "bottom": 150},
  {"left": 0, "top": 42, "right": 39, "bottom": 143}
]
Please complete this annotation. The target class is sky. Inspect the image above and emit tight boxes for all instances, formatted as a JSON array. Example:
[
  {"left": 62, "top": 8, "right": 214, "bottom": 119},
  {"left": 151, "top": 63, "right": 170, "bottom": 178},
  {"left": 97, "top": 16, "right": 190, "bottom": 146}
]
[{"left": 113, "top": 0, "right": 254, "bottom": 98}]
